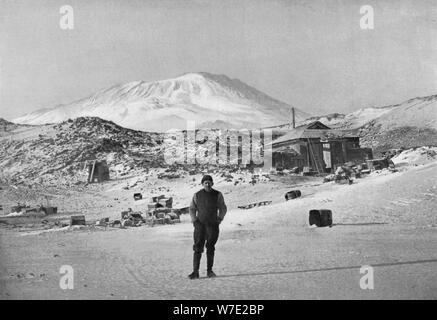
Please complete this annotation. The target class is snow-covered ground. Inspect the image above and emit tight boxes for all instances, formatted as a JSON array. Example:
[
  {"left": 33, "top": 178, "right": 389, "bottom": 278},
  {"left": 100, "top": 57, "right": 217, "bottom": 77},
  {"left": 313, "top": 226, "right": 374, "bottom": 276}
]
[
  {"left": 392, "top": 146, "right": 437, "bottom": 167},
  {"left": 0, "top": 150, "right": 436, "bottom": 299}
]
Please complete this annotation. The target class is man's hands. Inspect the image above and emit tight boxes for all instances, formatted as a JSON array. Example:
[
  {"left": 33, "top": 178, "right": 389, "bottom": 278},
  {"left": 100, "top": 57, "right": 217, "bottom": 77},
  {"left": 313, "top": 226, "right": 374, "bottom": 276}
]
[{"left": 191, "top": 217, "right": 223, "bottom": 226}]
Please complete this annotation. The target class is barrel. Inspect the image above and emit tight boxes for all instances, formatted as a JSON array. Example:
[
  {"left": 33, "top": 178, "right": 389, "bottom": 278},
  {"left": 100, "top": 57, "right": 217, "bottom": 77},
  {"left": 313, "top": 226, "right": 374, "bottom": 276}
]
[
  {"left": 285, "top": 190, "right": 302, "bottom": 201},
  {"left": 309, "top": 209, "right": 332, "bottom": 227}
]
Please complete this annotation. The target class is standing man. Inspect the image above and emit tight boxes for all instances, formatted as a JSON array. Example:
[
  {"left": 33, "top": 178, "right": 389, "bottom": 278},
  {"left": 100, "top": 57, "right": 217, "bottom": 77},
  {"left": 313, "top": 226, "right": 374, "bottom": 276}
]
[{"left": 188, "top": 175, "right": 227, "bottom": 279}]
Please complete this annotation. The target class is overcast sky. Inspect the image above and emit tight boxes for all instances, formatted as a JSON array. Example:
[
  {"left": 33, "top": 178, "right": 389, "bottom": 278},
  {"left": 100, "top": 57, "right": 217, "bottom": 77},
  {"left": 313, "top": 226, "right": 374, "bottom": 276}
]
[{"left": 0, "top": 0, "right": 436, "bottom": 120}]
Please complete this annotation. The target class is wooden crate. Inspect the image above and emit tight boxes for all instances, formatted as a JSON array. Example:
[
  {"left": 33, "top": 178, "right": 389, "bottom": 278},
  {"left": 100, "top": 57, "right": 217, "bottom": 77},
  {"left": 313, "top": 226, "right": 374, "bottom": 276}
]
[
  {"left": 70, "top": 215, "right": 86, "bottom": 226},
  {"left": 158, "top": 197, "right": 173, "bottom": 208},
  {"left": 42, "top": 206, "right": 58, "bottom": 215},
  {"left": 152, "top": 195, "right": 166, "bottom": 202}
]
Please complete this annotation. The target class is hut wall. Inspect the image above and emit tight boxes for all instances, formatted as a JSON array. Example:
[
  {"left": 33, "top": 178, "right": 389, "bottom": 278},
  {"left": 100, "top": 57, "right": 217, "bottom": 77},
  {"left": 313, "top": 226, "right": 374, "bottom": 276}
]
[
  {"left": 345, "top": 147, "right": 373, "bottom": 164},
  {"left": 96, "top": 163, "right": 110, "bottom": 182},
  {"left": 330, "top": 141, "right": 345, "bottom": 166},
  {"left": 272, "top": 152, "right": 306, "bottom": 169},
  {"left": 87, "top": 161, "right": 110, "bottom": 183},
  {"left": 305, "top": 139, "right": 325, "bottom": 171},
  {"left": 272, "top": 135, "right": 370, "bottom": 171},
  {"left": 272, "top": 142, "right": 306, "bottom": 169}
]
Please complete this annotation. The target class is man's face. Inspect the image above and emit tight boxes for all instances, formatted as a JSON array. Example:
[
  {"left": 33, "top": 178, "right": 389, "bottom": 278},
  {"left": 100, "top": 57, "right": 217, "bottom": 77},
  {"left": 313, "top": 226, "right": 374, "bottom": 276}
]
[{"left": 202, "top": 180, "right": 213, "bottom": 192}]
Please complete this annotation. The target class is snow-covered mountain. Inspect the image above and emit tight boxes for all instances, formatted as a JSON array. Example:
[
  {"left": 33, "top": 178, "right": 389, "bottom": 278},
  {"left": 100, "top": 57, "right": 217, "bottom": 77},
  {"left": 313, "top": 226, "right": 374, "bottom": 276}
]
[
  {"left": 357, "top": 94, "right": 437, "bottom": 154},
  {"left": 301, "top": 94, "right": 437, "bottom": 130},
  {"left": 368, "top": 94, "right": 437, "bottom": 130},
  {"left": 301, "top": 105, "right": 398, "bottom": 129},
  {"left": 301, "top": 107, "right": 395, "bottom": 129},
  {"left": 13, "top": 72, "right": 310, "bottom": 132},
  {"left": 308, "top": 94, "right": 437, "bottom": 154}
]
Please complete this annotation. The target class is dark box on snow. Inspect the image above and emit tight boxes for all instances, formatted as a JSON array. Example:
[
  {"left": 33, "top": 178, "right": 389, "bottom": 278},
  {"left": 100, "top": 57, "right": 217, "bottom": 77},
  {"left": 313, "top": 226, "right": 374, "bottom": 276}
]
[
  {"left": 70, "top": 215, "right": 86, "bottom": 226},
  {"left": 309, "top": 209, "right": 332, "bottom": 227}
]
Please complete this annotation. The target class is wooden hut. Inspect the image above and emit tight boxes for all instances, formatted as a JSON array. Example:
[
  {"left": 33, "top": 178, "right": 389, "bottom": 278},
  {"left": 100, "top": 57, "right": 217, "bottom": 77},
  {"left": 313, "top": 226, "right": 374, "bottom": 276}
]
[
  {"left": 86, "top": 160, "right": 110, "bottom": 183},
  {"left": 271, "top": 121, "right": 372, "bottom": 173}
]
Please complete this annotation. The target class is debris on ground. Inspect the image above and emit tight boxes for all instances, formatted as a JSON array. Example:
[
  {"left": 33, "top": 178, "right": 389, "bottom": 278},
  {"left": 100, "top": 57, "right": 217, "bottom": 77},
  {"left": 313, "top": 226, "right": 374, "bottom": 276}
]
[
  {"left": 104, "top": 195, "right": 182, "bottom": 229},
  {"left": 366, "top": 158, "right": 391, "bottom": 171},
  {"left": 172, "top": 206, "right": 189, "bottom": 215},
  {"left": 146, "top": 195, "right": 180, "bottom": 226},
  {"left": 323, "top": 164, "right": 357, "bottom": 184},
  {"left": 95, "top": 217, "right": 109, "bottom": 227},
  {"left": 302, "top": 166, "right": 318, "bottom": 176},
  {"left": 238, "top": 201, "right": 272, "bottom": 210},
  {"left": 0, "top": 204, "right": 48, "bottom": 225},
  {"left": 41, "top": 206, "right": 58, "bottom": 215},
  {"left": 157, "top": 172, "right": 181, "bottom": 179},
  {"left": 323, "top": 174, "right": 336, "bottom": 183},
  {"left": 119, "top": 208, "right": 146, "bottom": 227},
  {"left": 158, "top": 197, "right": 173, "bottom": 208}
]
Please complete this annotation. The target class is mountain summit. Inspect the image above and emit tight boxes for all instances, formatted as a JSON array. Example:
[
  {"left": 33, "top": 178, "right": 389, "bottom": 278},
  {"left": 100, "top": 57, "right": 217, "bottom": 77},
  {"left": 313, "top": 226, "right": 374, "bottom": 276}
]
[{"left": 13, "top": 72, "right": 310, "bottom": 132}]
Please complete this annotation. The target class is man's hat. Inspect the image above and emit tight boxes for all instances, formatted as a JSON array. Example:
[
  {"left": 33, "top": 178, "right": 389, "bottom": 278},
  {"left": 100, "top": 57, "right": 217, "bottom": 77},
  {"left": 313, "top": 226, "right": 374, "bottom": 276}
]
[{"left": 201, "top": 175, "right": 213, "bottom": 184}]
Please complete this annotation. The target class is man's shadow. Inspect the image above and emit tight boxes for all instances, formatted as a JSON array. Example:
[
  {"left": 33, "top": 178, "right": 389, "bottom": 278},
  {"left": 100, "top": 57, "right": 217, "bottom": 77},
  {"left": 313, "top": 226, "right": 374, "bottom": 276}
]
[
  {"left": 332, "top": 222, "right": 388, "bottom": 226},
  {"left": 203, "top": 258, "right": 437, "bottom": 279}
]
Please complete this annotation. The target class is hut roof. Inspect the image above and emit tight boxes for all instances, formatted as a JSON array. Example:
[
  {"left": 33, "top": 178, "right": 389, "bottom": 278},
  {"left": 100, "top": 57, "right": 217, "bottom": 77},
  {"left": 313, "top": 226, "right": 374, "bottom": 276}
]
[{"left": 271, "top": 121, "right": 358, "bottom": 145}]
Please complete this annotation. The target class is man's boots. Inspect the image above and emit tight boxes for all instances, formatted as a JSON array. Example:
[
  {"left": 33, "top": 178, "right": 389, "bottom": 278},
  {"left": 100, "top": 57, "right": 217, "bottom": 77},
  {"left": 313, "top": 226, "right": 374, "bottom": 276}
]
[
  {"left": 188, "top": 252, "right": 201, "bottom": 279},
  {"left": 206, "top": 251, "right": 216, "bottom": 278}
]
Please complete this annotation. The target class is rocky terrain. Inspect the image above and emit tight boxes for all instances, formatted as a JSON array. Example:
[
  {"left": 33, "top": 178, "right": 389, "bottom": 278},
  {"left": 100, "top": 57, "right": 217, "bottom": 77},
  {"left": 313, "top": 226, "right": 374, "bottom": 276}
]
[
  {"left": 0, "top": 114, "right": 272, "bottom": 187},
  {"left": 0, "top": 117, "right": 164, "bottom": 186},
  {"left": 0, "top": 118, "right": 22, "bottom": 133},
  {"left": 357, "top": 95, "right": 437, "bottom": 155},
  {"left": 1, "top": 92, "right": 436, "bottom": 186}
]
